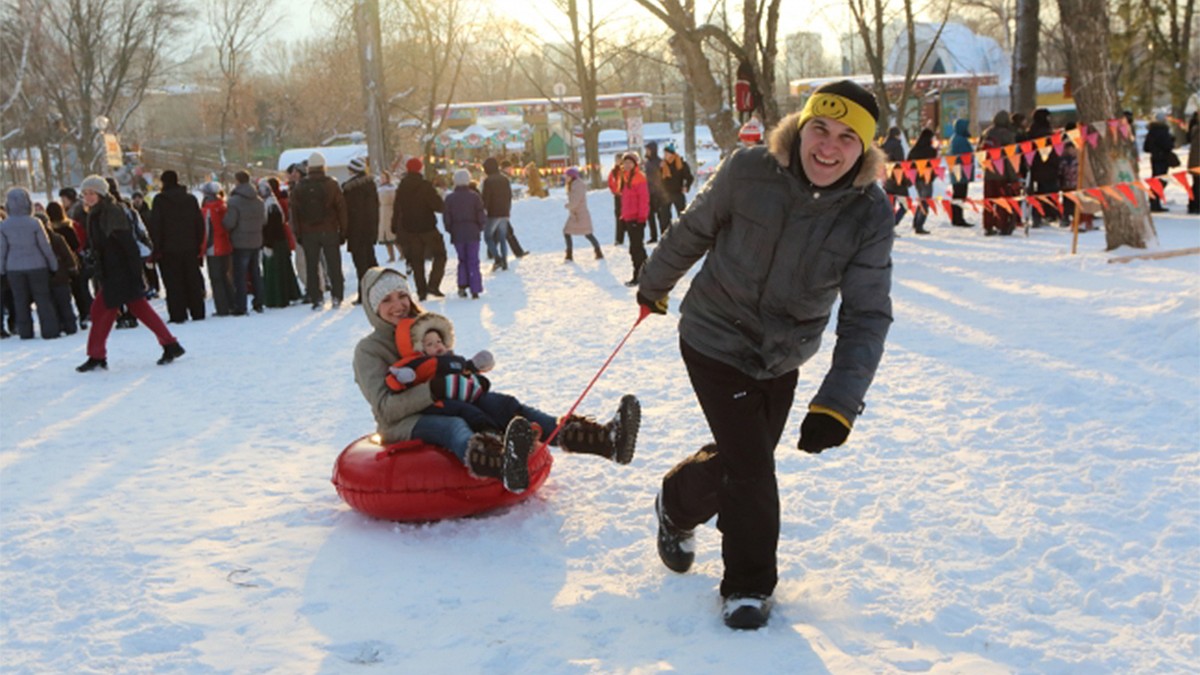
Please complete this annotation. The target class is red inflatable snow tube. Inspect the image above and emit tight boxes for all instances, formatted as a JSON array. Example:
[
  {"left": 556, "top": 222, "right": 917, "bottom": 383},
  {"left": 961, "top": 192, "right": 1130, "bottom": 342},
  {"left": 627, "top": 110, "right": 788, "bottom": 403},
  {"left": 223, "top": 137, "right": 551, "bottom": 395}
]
[{"left": 331, "top": 435, "right": 553, "bottom": 521}]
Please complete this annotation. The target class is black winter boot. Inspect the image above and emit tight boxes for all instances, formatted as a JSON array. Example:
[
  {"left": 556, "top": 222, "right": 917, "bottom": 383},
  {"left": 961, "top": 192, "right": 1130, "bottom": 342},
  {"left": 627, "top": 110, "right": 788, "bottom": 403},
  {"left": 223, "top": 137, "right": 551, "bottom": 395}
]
[
  {"left": 558, "top": 395, "right": 640, "bottom": 464},
  {"left": 76, "top": 357, "right": 108, "bottom": 373},
  {"left": 655, "top": 493, "right": 695, "bottom": 573},
  {"left": 157, "top": 341, "right": 186, "bottom": 365},
  {"left": 722, "top": 594, "right": 772, "bottom": 630},
  {"left": 465, "top": 419, "right": 533, "bottom": 494}
]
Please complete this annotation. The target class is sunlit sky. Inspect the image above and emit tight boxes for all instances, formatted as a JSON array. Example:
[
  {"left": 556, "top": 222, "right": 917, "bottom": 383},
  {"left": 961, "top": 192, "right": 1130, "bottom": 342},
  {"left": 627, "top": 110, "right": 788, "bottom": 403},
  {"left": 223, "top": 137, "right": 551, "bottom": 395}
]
[{"left": 276, "top": 0, "right": 841, "bottom": 63}]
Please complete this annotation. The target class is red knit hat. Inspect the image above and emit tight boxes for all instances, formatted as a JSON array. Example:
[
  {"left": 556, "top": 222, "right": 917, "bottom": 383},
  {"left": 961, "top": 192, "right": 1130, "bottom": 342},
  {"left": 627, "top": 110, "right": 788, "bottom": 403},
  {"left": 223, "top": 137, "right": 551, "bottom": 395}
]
[{"left": 405, "top": 157, "right": 423, "bottom": 174}]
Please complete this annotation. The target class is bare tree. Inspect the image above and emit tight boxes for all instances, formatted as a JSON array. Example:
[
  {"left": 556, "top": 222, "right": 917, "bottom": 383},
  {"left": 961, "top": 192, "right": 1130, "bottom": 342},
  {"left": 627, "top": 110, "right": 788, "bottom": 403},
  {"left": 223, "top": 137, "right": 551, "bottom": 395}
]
[
  {"left": 32, "top": 0, "right": 187, "bottom": 176},
  {"left": 1056, "top": 0, "right": 1155, "bottom": 249},
  {"left": 382, "top": 0, "right": 477, "bottom": 165},
  {"left": 847, "top": 0, "right": 950, "bottom": 132},
  {"left": 629, "top": 0, "right": 741, "bottom": 152},
  {"left": 1141, "top": 0, "right": 1196, "bottom": 125},
  {"left": 0, "top": 0, "right": 38, "bottom": 184},
  {"left": 208, "top": 0, "right": 277, "bottom": 175}
]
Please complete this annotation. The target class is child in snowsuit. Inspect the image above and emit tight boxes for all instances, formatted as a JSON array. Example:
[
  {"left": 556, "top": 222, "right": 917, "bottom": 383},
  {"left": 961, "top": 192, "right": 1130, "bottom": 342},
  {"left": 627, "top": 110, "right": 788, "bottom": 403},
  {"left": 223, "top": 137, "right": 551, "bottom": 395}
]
[{"left": 385, "top": 312, "right": 516, "bottom": 433}]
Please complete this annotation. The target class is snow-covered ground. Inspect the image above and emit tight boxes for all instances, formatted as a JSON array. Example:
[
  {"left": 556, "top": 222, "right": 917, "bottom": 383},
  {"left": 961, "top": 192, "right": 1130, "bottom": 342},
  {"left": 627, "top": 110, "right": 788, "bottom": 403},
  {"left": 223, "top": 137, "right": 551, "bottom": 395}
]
[{"left": 1, "top": 168, "right": 1197, "bottom": 673}]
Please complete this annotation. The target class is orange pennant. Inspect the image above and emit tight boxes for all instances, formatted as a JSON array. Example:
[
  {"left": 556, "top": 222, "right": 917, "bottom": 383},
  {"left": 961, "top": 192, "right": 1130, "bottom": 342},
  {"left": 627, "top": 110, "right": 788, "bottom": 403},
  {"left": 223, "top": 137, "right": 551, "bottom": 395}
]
[{"left": 1172, "top": 171, "right": 1195, "bottom": 201}]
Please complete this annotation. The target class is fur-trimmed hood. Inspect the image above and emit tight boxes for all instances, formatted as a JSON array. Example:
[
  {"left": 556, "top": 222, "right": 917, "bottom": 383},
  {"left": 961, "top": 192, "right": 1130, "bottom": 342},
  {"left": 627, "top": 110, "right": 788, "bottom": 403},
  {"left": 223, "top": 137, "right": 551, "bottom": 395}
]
[
  {"left": 767, "top": 110, "right": 886, "bottom": 189},
  {"left": 407, "top": 312, "right": 455, "bottom": 355}
]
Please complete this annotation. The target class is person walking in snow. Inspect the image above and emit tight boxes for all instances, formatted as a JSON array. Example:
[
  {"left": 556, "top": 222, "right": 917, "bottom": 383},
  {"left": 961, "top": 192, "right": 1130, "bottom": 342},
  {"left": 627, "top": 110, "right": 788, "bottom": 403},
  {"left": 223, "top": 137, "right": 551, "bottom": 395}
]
[
  {"left": 342, "top": 156, "right": 380, "bottom": 305},
  {"left": 1143, "top": 113, "right": 1178, "bottom": 212},
  {"left": 642, "top": 141, "right": 666, "bottom": 243},
  {"left": 354, "top": 267, "right": 641, "bottom": 494},
  {"left": 614, "top": 152, "right": 649, "bottom": 286},
  {"left": 74, "top": 175, "right": 185, "bottom": 372},
  {"left": 562, "top": 166, "right": 602, "bottom": 261},
  {"left": 636, "top": 79, "right": 894, "bottom": 630},
  {"left": 392, "top": 157, "right": 446, "bottom": 301},
  {"left": 443, "top": 169, "right": 485, "bottom": 299},
  {"left": 292, "top": 151, "right": 348, "bottom": 309}
]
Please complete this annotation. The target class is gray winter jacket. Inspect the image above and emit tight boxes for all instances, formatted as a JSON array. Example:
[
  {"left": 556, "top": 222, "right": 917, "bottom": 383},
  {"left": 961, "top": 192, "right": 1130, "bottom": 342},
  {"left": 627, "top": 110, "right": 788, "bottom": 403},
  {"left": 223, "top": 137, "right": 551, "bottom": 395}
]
[
  {"left": 353, "top": 267, "right": 436, "bottom": 443},
  {"left": 637, "top": 110, "right": 894, "bottom": 425},
  {"left": 223, "top": 182, "right": 266, "bottom": 249},
  {"left": 0, "top": 188, "right": 57, "bottom": 275}
]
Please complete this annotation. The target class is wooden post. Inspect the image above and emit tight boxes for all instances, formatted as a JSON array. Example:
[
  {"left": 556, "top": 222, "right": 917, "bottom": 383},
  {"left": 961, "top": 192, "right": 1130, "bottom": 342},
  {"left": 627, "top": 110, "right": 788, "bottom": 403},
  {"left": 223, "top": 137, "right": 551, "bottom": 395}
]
[{"left": 1071, "top": 124, "right": 1085, "bottom": 255}]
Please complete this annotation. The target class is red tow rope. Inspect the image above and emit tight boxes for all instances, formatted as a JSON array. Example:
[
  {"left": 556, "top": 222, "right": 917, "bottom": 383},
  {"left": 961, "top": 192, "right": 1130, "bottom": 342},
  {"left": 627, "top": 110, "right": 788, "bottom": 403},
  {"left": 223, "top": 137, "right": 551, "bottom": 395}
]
[{"left": 536, "top": 305, "right": 652, "bottom": 451}]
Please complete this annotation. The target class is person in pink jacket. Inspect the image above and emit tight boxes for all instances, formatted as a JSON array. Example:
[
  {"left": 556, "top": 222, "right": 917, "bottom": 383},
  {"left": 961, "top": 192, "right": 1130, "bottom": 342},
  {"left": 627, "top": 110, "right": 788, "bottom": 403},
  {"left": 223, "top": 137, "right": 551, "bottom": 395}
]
[{"left": 614, "top": 152, "right": 650, "bottom": 286}]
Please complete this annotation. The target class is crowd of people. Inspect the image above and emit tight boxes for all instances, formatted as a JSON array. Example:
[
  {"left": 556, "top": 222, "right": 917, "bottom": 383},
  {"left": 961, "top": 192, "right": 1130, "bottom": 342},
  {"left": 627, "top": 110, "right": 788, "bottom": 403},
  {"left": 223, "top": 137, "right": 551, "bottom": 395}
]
[
  {"left": 882, "top": 107, "right": 1197, "bottom": 237},
  {"left": 3, "top": 80, "right": 1197, "bottom": 633}
]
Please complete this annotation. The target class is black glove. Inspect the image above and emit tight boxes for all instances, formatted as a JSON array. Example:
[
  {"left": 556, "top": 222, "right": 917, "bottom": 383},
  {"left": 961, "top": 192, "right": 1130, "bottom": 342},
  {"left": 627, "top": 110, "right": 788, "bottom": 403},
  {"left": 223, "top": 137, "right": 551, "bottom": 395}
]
[
  {"left": 637, "top": 291, "right": 668, "bottom": 315},
  {"left": 797, "top": 411, "right": 850, "bottom": 454}
]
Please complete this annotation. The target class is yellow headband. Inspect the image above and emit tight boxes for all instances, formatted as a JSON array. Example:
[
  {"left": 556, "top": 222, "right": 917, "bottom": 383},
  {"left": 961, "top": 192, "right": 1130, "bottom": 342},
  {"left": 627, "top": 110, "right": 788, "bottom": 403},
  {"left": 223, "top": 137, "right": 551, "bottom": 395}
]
[{"left": 798, "top": 93, "right": 877, "bottom": 151}]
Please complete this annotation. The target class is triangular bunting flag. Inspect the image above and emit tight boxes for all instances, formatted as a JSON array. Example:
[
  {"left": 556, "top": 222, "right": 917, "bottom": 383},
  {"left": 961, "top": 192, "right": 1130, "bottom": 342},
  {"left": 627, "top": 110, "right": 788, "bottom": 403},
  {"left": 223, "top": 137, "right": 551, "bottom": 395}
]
[
  {"left": 1086, "top": 188, "right": 1109, "bottom": 208},
  {"left": 994, "top": 198, "right": 1014, "bottom": 214},
  {"left": 1102, "top": 186, "right": 1125, "bottom": 203},
  {"left": 963, "top": 156, "right": 975, "bottom": 181},
  {"left": 1020, "top": 140, "right": 1036, "bottom": 166},
  {"left": 1027, "top": 196, "right": 1046, "bottom": 216},
  {"left": 1038, "top": 145, "right": 1054, "bottom": 162},
  {"left": 1172, "top": 171, "right": 1195, "bottom": 201},
  {"left": 940, "top": 199, "right": 953, "bottom": 216},
  {"left": 964, "top": 197, "right": 981, "bottom": 213},
  {"left": 904, "top": 163, "right": 918, "bottom": 187},
  {"left": 905, "top": 196, "right": 916, "bottom": 213},
  {"left": 1086, "top": 129, "right": 1100, "bottom": 148},
  {"left": 1051, "top": 131, "right": 1065, "bottom": 155},
  {"left": 1006, "top": 152, "right": 1023, "bottom": 174},
  {"left": 932, "top": 158, "right": 947, "bottom": 181},
  {"left": 1047, "top": 192, "right": 1062, "bottom": 213},
  {"left": 1063, "top": 191, "right": 1082, "bottom": 206},
  {"left": 1066, "top": 129, "right": 1082, "bottom": 148},
  {"left": 1116, "top": 183, "right": 1138, "bottom": 205},
  {"left": 918, "top": 161, "right": 933, "bottom": 185},
  {"left": 1145, "top": 177, "right": 1166, "bottom": 202}
]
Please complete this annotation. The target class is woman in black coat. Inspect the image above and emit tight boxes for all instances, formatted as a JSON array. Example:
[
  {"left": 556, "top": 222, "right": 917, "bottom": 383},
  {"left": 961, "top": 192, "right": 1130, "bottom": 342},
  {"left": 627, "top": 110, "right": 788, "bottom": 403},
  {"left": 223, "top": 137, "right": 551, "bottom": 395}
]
[
  {"left": 1026, "top": 108, "right": 1061, "bottom": 226},
  {"left": 906, "top": 128, "right": 938, "bottom": 235},
  {"left": 1143, "top": 114, "right": 1177, "bottom": 212},
  {"left": 75, "top": 175, "right": 184, "bottom": 372}
]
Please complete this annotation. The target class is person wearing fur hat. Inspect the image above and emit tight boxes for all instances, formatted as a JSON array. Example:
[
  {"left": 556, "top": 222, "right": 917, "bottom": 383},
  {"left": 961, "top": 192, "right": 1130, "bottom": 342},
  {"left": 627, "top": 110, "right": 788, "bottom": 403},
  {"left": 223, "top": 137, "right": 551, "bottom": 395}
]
[
  {"left": 342, "top": 156, "right": 380, "bottom": 304},
  {"left": 74, "top": 175, "right": 185, "bottom": 371},
  {"left": 291, "top": 150, "right": 348, "bottom": 309},
  {"left": 443, "top": 168, "right": 486, "bottom": 298},
  {"left": 392, "top": 157, "right": 447, "bottom": 301},
  {"left": 616, "top": 152, "right": 650, "bottom": 286},
  {"left": 636, "top": 79, "right": 894, "bottom": 630},
  {"left": 355, "top": 267, "right": 642, "bottom": 493},
  {"left": 562, "top": 166, "right": 602, "bottom": 261}
]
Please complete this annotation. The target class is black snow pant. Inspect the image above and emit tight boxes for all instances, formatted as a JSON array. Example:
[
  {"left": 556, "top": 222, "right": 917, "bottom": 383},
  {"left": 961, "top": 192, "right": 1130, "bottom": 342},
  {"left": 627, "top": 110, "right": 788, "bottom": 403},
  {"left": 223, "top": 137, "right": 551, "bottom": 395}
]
[
  {"left": 350, "top": 241, "right": 379, "bottom": 301},
  {"left": 623, "top": 220, "right": 646, "bottom": 282},
  {"left": 660, "top": 337, "right": 797, "bottom": 599},
  {"left": 160, "top": 251, "right": 206, "bottom": 322}
]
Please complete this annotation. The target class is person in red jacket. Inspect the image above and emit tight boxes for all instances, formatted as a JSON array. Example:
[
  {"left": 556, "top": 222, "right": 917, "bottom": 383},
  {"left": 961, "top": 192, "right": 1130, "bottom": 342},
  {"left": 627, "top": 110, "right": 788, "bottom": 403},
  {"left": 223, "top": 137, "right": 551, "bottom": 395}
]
[
  {"left": 199, "top": 182, "right": 234, "bottom": 316},
  {"left": 615, "top": 152, "right": 650, "bottom": 286}
]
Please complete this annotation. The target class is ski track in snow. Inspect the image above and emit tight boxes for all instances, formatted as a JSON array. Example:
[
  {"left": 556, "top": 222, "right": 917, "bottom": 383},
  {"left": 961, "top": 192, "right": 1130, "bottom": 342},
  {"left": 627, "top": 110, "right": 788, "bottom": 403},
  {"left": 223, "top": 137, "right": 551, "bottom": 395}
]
[{"left": 2, "top": 170, "right": 1198, "bottom": 674}]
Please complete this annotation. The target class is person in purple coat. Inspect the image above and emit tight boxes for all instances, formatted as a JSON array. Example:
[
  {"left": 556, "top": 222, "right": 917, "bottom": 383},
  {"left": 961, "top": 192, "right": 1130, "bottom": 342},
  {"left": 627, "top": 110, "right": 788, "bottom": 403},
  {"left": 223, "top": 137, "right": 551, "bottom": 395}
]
[{"left": 443, "top": 170, "right": 486, "bottom": 299}]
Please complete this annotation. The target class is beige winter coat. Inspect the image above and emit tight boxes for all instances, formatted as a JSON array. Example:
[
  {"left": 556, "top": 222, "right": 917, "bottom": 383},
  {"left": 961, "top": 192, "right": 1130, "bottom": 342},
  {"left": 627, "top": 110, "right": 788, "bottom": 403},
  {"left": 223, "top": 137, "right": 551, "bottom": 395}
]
[
  {"left": 378, "top": 183, "right": 396, "bottom": 243},
  {"left": 562, "top": 178, "right": 594, "bottom": 235}
]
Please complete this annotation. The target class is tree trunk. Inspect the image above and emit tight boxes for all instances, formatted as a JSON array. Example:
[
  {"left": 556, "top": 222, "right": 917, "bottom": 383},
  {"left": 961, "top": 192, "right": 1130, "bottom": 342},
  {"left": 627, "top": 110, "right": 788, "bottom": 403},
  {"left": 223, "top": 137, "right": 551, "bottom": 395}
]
[
  {"left": 668, "top": 34, "right": 739, "bottom": 152},
  {"left": 354, "top": 0, "right": 391, "bottom": 174},
  {"left": 1057, "top": 0, "right": 1155, "bottom": 250},
  {"left": 1012, "top": 0, "right": 1040, "bottom": 117}
]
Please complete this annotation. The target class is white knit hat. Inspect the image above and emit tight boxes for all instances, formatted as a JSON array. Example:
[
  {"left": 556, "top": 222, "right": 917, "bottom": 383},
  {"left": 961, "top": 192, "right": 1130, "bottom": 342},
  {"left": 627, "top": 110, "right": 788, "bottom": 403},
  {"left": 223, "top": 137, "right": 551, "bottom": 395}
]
[
  {"left": 308, "top": 151, "right": 327, "bottom": 168},
  {"left": 453, "top": 169, "right": 470, "bottom": 186},
  {"left": 348, "top": 156, "right": 367, "bottom": 173},
  {"left": 79, "top": 175, "right": 109, "bottom": 195},
  {"left": 367, "top": 271, "right": 411, "bottom": 314}
]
